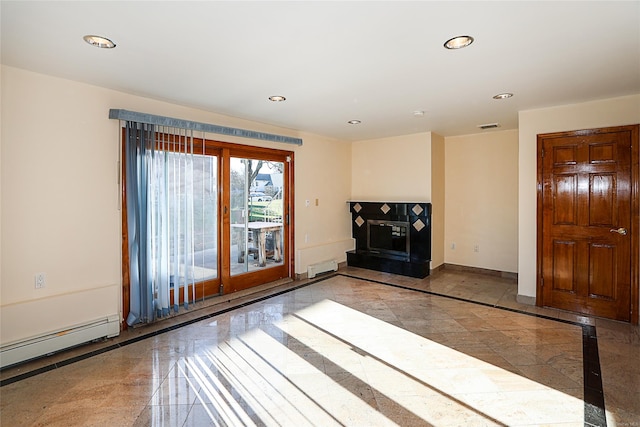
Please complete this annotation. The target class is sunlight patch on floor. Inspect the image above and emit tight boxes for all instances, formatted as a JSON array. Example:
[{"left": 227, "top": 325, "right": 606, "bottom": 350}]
[{"left": 167, "top": 298, "right": 588, "bottom": 426}]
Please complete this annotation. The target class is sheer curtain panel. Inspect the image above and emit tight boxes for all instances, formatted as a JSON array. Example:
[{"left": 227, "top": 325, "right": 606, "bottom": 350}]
[{"left": 125, "top": 122, "right": 198, "bottom": 326}]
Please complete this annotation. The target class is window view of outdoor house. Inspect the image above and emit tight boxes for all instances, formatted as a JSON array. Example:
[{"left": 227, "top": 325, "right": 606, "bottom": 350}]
[{"left": 230, "top": 158, "right": 284, "bottom": 276}]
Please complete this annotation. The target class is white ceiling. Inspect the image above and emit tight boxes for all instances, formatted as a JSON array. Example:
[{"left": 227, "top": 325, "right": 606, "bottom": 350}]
[{"left": 2, "top": 1, "right": 639, "bottom": 141}]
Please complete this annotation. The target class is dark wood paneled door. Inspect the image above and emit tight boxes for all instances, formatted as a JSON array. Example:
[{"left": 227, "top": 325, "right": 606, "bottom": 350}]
[{"left": 537, "top": 125, "right": 639, "bottom": 322}]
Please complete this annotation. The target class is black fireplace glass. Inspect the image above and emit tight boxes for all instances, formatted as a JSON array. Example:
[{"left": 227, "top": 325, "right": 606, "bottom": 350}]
[{"left": 367, "top": 220, "right": 410, "bottom": 259}]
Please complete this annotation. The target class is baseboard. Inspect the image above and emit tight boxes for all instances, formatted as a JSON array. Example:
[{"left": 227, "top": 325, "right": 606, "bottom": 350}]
[
  {"left": 0, "top": 315, "right": 120, "bottom": 369},
  {"left": 442, "top": 263, "right": 518, "bottom": 281},
  {"left": 430, "top": 264, "right": 446, "bottom": 274},
  {"left": 297, "top": 261, "right": 346, "bottom": 280},
  {"left": 516, "top": 294, "right": 536, "bottom": 306},
  {"left": 307, "top": 259, "right": 338, "bottom": 278}
]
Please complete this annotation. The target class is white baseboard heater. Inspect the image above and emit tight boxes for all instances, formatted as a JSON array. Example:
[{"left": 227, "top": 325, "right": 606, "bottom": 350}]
[
  {"left": 0, "top": 315, "right": 120, "bottom": 369},
  {"left": 307, "top": 259, "right": 338, "bottom": 279}
]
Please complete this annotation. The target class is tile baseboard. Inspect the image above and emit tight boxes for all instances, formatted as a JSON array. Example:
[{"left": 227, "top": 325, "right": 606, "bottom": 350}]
[
  {"left": 516, "top": 294, "right": 536, "bottom": 306},
  {"left": 441, "top": 263, "right": 518, "bottom": 281}
]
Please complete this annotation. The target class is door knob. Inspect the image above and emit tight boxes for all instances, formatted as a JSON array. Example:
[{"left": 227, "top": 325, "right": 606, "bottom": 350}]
[{"left": 609, "top": 227, "right": 628, "bottom": 235}]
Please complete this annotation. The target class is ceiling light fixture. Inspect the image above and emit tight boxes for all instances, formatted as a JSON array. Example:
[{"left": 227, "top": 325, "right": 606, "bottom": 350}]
[
  {"left": 268, "top": 95, "right": 286, "bottom": 102},
  {"left": 493, "top": 93, "right": 513, "bottom": 100},
  {"left": 413, "top": 110, "right": 425, "bottom": 117},
  {"left": 444, "top": 35, "right": 474, "bottom": 50},
  {"left": 347, "top": 120, "right": 361, "bottom": 125},
  {"left": 83, "top": 35, "right": 116, "bottom": 49}
]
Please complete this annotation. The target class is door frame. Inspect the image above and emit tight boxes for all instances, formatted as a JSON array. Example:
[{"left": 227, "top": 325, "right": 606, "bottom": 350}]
[
  {"left": 536, "top": 124, "right": 639, "bottom": 324},
  {"left": 220, "top": 144, "right": 295, "bottom": 294}
]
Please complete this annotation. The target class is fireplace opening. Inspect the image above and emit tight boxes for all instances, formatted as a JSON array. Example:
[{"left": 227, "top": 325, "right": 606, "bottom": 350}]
[{"left": 366, "top": 219, "right": 410, "bottom": 260}]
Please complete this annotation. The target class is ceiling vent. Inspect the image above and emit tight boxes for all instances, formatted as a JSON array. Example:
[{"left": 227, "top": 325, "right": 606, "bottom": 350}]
[{"left": 477, "top": 123, "right": 500, "bottom": 130}]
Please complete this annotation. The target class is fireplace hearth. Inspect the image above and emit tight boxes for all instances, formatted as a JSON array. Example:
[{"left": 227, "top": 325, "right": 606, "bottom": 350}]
[{"left": 347, "top": 201, "right": 432, "bottom": 278}]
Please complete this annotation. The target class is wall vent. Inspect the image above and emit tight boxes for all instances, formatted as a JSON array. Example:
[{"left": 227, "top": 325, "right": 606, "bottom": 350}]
[{"left": 477, "top": 123, "right": 500, "bottom": 130}]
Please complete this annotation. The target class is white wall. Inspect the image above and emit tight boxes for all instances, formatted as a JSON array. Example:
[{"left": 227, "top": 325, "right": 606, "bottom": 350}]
[
  {"left": 430, "top": 133, "right": 445, "bottom": 269},
  {"left": 0, "top": 66, "right": 3, "bottom": 303},
  {"left": 1, "top": 67, "right": 121, "bottom": 344},
  {"left": 351, "top": 132, "right": 446, "bottom": 268},
  {"left": 351, "top": 133, "right": 432, "bottom": 202},
  {"left": 518, "top": 94, "right": 640, "bottom": 299},
  {"left": 0, "top": 65, "right": 353, "bottom": 346},
  {"left": 445, "top": 129, "right": 519, "bottom": 273},
  {"left": 294, "top": 136, "right": 353, "bottom": 272}
]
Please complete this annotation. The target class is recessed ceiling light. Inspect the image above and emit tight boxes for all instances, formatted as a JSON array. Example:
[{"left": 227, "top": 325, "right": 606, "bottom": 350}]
[
  {"left": 444, "top": 35, "right": 474, "bottom": 50},
  {"left": 493, "top": 93, "right": 513, "bottom": 100},
  {"left": 413, "top": 110, "right": 425, "bottom": 117},
  {"left": 268, "top": 95, "right": 286, "bottom": 102},
  {"left": 83, "top": 35, "right": 116, "bottom": 49},
  {"left": 347, "top": 120, "right": 361, "bottom": 125}
]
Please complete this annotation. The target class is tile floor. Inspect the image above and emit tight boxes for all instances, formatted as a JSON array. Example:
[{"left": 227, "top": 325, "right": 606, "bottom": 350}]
[{"left": 1, "top": 266, "right": 639, "bottom": 426}]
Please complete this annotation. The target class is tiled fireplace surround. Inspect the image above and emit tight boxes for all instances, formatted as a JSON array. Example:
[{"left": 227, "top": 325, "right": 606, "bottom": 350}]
[{"left": 347, "top": 201, "right": 432, "bottom": 278}]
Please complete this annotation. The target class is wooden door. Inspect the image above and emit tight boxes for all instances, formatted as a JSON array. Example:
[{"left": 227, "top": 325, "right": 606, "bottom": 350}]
[{"left": 537, "top": 125, "right": 639, "bottom": 322}]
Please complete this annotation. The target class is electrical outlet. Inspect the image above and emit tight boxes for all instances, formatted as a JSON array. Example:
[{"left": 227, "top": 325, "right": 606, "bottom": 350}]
[
  {"left": 451, "top": 242, "right": 456, "bottom": 250},
  {"left": 473, "top": 245, "right": 480, "bottom": 253},
  {"left": 35, "top": 273, "right": 46, "bottom": 289},
  {"left": 305, "top": 199, "right": 310, "bottom": 207}
]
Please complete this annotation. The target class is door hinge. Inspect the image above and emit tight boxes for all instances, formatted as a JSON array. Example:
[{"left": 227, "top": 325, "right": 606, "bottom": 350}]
[
  {"left": 540, "top": 277, "right": 544, "bottom": 287},
  {"left": 541, "top": 149, "right": 544, "bottom": 158}
]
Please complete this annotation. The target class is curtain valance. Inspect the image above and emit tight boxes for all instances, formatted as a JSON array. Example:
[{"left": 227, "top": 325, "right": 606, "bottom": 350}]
[{"left": 109, "top": 109, "right": 303, "bottom": 146}]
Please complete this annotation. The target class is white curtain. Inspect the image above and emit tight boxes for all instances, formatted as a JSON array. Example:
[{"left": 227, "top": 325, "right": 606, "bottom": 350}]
[{"left": 125, "top": 123, "right": 196, "bottom": 325}]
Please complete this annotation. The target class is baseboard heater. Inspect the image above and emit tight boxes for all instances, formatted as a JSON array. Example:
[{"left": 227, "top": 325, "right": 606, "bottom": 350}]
[
  {"left": 307, "top": 259, "right": 338, "bottom": 279},
  {"left": 0, "top": 315, "right": 120, "bottom": 369}
]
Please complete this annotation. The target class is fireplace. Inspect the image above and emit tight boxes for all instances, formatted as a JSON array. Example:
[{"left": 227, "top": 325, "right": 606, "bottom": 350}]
[
  {"left": 367, "top": 219, "right": 410, "bottom": 260},
  {"left": 347, "top": 201, "right": 431, "bottom": 278}
]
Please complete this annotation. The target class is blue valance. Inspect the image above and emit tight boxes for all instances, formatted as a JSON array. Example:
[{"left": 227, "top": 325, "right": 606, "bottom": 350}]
[{"left": 109, "top": 109, "right": 303, "bottom": 145}]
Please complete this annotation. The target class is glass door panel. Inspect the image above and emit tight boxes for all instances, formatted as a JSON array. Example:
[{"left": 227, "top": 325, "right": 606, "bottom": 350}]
[
  {"left": 230, "top": 157, "right": 249, "bottom": 275},
  {"left": 230, "top": 157, "right": 285, "bottom": 277},
  {"left": 159, "top": 152, "right": 218, "bottom": 303},
  {"left": 191, "top": 153, "right": 218, "bottom": 282}
]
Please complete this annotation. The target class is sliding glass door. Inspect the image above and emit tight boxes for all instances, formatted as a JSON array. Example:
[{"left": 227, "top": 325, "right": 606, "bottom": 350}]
[
  {"left": 122, "top": 134, "right": 292, "bottom": 325},
  {"left": 230, "top": 157, "right": 284, "bottom": 274},
  {"left": 223, "top": 149, "right": 290, "bottom": 293}
]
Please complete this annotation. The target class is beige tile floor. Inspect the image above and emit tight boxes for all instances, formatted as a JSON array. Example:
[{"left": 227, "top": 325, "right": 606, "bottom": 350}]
[{"left": 1, "top": 266, "right": 638, "bottom": 426}]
